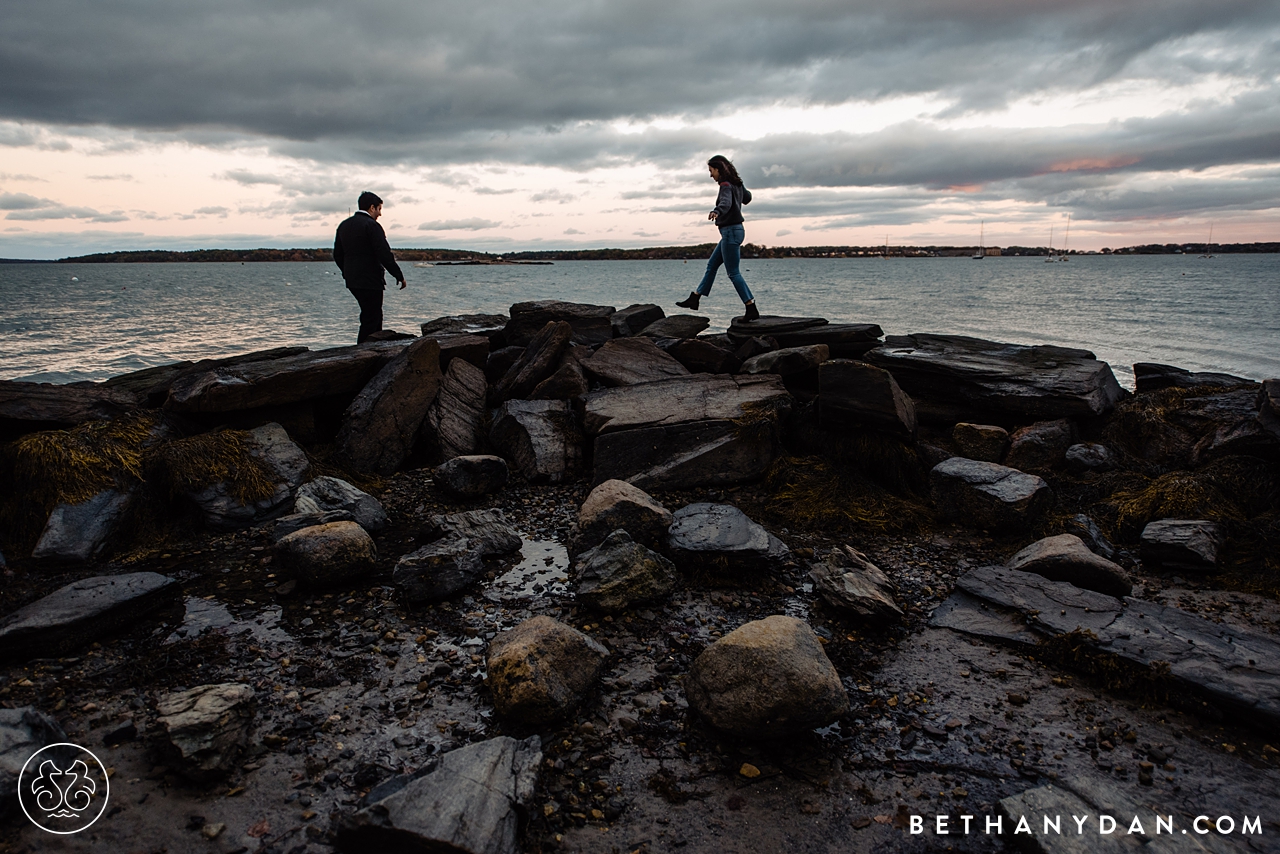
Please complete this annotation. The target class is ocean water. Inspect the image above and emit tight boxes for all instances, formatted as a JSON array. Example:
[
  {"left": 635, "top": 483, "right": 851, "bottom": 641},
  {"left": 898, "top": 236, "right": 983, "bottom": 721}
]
[{"left": 1, "top": 254, "right": 1277, "bottom": 388}]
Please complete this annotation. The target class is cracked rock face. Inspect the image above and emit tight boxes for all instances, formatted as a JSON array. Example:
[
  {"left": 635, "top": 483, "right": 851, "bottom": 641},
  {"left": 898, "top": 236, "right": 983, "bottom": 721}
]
[
  {"left": 155, "top": 683, "right": 255, "bottom": 781},
  {"left": 1140, "top": 519, "right": 1225, "bottom": 573},
  {"left": 485, "top": 616, "right": 609, "bottom": 727},
  {"left": 686, "top": 615, "right": 849, "bottom": 738}
]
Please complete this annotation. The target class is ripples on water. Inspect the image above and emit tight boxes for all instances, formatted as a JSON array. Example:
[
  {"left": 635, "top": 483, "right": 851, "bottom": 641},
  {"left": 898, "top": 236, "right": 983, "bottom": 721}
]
[{"left": 1, "top": 255, "right": 1277, "bottom": 388}]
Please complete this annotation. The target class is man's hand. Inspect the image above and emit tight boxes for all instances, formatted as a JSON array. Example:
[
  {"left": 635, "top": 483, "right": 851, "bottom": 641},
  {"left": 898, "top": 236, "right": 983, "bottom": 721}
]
[
  {"left": 707, "top": 211, "right": 717, "bottom": 221},
  {"left": 398, "top": 279, "right": 407, "bottom": 290}
]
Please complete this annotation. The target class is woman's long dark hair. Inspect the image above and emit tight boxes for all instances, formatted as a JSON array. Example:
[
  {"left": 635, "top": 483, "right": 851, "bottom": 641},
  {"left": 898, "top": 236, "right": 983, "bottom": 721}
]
[{"left": 708, "top": 155, "right": 744, "bottom": 186}]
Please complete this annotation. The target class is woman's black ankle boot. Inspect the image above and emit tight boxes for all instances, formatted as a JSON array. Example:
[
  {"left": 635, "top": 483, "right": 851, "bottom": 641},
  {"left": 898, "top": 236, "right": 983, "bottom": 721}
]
[
  {"left": 676, "top": 292, "right": 701, "bottom": 309},
  {"left": 743, "top": 302, "right": 759, "bottom": 321}
]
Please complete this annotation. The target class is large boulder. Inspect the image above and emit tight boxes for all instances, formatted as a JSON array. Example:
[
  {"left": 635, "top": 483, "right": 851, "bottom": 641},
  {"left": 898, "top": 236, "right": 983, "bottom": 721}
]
[
  {"left": 0, "top": 381, "right": 136, "bottom": 437},
  {"left": 530, "top": 346, "right": 590, "bottom": 400},
  {"left": 0, "top": 572, "right": 179, "bottom": 662},
  {"left": 726, "top": 316, "right": 882, "bottom": 357},
  {"left": 504, "top": 300, "right": 615, "bottom": 348},
  {"left": 818, "top": 359, "right": 917, "bottom": 438},
  {"left": 421, "top": 313, "right": 509, "bottom": 344},
  {"left": 808, "top": 546, "right": 902, "bottom": 624},
  {"left": 336, "top": 736, "right": 541, "bottom": 854},
  {"left": 434, "top": 455, "right": 509, "bottom": 498},
  {"left": 493, "top": 321, "right": 573, "bottom": 403},
  {"left": 178, "top": 423, "right": 311, "bottom": 531},
  {"left": 574, "top": 530, "right": 679, "bottom": 613},
  {"left": 31, "top": 488, "right": 135, "bottom": 562},
  {"left": 275, "top": 521, "right": 378, "bottom": 587},
  {"left": 423, "top": 357, "right": 488, "bottom": 462},
  {"left": 1133, "top": 362, "right": 1258, "bottom": 394},
  {"left": 863, "top": 333, "right": 1127, "bottom": 423},
  {"left": 583, "top": 374, "right": 790, "bottom": 436},
  {"left": 929, "top": 457, "right": 1052, "bottom": 532},
  {"left": 1105, "top": 385, "right": 1263, "bottom": 468},
  {"left": 660, "top": 338, "right": 740, "bottom": 374},
  {"left": 581, "top": 338, "right": 690, "bottom": 387},
  {"left": 611, "top": 304, "right": 665, "bottom": 338},
  {"left": 101, "top": 346, "right": 309, "bottom": 408},
  {"left": 0, "top": 707, "right": 67, "bottom": 819},
  {"left": 486, "top": 616, "right": 609, "bottom": 726},
  {"left": 639, "top": 315, "right": 710, "bottom": 339},
  {"left": 426, "top": 509, "right": 524, "bottom": 556},
  {"left": 155, "top": 683, "right": 255, "bottom": 781},
  {"left": 575, "top": 479, "right": 672, "bottom": 553},
  {"left": 489, "top": 399, "right": 583, "bottom": 483},
  {"left": 1004, "top": 418, "right": 1075, "bottom": 471},
  {"left": 1004, "top": 534, "right": 1132, "bottom": 598},
  {"left": 294, "top": 476, "right": 388, "bottom": 532},
  {"left": 951, "top": 422, "right": 1008, "bottom": 462},
  {"left": 425, "top": 333, "right": 490, "bottom": 372},
  {"left": 592, "top": 419, "right": 779, "bottom": 491},
  {"left": 1140, "top": 519, "right": 1225, "bottom": 573},
  {"left": 741, "top": 344, "right": 830, "bottom": 377},
  {"left": 666, "top": 503, "right": 790, "bottom": 573},
  {"left": 165, "top": 342, "right": 406, "bottom": 414},
  {"left": 685, "top": 615, "right": 849, "bottom": 738}
]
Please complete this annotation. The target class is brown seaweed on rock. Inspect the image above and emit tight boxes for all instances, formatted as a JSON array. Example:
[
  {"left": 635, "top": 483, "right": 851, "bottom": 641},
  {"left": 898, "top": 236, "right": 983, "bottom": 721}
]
[{"left": 762, "top": 455, "right": 931, "bottom": 537}]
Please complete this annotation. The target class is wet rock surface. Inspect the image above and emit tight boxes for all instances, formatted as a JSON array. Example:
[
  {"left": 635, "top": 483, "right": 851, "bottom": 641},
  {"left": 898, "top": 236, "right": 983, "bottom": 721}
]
[
  {"left": 1141, "top": 519, "right": 1225, "bottom": 573},
  {"left": 425, "top": 356, "right": 489, "bottom": 461},
  {"left": 504, "top": 300, "right": 615, "bottom": 348},
  {"left": 489, "top": 398, "right": 583, "bottom": 483},
  {"left": 819, "top": 359, "right": 918, "bottom": 437},
  {"left": 0, "top": 707, "right": 66, "bottom": 816},
  {"left": 581, "top": 337, "right": 690, "bottom": 386},
  {"left": 275, "top": 521, "right": 378, "bottom": 588},
  {"left": 486, "top": 616, "right": 609, "bottom": 726},
  {"left": 155, "top": 682, "right": 256, "bottom": 780},
  {"left": 809, "top": 546, "right": 903, "bottom": 624},
  {"left": 573, "top": 530, "right": 679, "bottom": 613},
  {"left": 574, "top": 479, "right": 672, "bottom": 553},
  {"left": 666, "top": 502, "right": 790, "bottom": 573},
  {"left": 32, "top": 488, "right": 134, "bottom": 562}
]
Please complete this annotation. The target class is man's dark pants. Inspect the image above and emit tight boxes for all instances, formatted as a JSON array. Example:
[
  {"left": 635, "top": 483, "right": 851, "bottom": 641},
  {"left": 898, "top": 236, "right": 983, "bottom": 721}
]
[{"left": 349, "top": 287, "right": 383, "bottom": 344}]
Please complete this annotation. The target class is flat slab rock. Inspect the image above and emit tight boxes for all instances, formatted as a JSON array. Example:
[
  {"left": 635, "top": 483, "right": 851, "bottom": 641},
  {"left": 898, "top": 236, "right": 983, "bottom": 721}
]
[
  {"left": 930, "top": 457, "right": 1052, "bottom": 532},
  {"left": 864, "top": 333, "right": 1127, "bottom": 422},
  {"left": 592, "top": 418, "right": 778, "bottom": 492},
  {"left": 583, "top": 373, "right": 789, "bottom": 436},
  {"left": 581, "top": 337, "right": 690, "bottom": 386},
  {"left": 504, "top": 300, "right": 615, "bottom": 347},
  {"left": 0, "top": 572, "right": 180, "bottom": 661},
  {"left": 337, "top": 736, "right": 541, "bottom": 854},
  {"left": 933, "top": 565, "right": 1280, "bottom": 729},
  {"left": 726, "top": 316, "right": 882, "bottom": 357},
  {"left": 0, "top": 381, "right": 137, "bottom": 432},
  {"left": 165, "top": 341, "right": 407, "bottom": 413},
  {"left": 666, "top": 503, "right": 790, "bottom": 573}
]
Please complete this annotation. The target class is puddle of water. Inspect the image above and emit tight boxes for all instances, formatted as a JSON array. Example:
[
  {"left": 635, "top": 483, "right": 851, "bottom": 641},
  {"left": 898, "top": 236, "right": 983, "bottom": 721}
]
[
  {"left": 485, "top": 538, "right": 571, "bottom": 602},
  {"left": 166, "top": 596, "right": 294, "bottom": 645}
]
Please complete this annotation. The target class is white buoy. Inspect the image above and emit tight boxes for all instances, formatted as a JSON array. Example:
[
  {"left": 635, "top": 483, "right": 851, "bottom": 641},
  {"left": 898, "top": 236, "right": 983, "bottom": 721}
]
[{"left": 70, "top": 276, "right": 79, "bottom": 281}]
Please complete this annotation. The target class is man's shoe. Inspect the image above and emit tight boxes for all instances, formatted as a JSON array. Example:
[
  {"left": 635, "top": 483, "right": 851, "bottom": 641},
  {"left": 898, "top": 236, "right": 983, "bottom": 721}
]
[
  {"left": 676, "top": 292, "right": 701, "bottom": 310},
  {"left": 742, "top": 302, "right": 760, "bottom": 321}
]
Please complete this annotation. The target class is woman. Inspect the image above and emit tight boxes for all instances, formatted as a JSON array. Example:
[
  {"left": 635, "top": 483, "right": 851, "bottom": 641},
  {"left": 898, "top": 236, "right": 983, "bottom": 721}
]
[{"left": 676, "top": 155, "right": 759, "bottom": 321}]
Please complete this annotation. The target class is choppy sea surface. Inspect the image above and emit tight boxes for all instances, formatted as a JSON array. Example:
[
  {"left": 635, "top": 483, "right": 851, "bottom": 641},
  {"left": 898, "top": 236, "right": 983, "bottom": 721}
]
[{"left": 1, "top": 254, "right": 1277, "bottom": 389}]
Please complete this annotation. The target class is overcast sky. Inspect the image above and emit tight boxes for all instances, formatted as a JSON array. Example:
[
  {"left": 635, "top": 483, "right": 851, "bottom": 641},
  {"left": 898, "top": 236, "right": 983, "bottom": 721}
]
[{"left": 1, "top": 0, "right": 1278, "bottom": 257}]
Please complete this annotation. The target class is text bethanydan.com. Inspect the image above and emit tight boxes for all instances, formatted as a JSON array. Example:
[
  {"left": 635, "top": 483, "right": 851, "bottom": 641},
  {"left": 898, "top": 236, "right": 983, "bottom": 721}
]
[{"left": 909, "top": 813, "right": 1262, "bottom": 837}]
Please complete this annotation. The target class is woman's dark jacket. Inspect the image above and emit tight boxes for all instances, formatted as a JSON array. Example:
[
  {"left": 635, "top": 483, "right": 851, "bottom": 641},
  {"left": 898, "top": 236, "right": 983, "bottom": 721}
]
[{"left": 711, "top": 182, "right": 752, "bottom": 227}]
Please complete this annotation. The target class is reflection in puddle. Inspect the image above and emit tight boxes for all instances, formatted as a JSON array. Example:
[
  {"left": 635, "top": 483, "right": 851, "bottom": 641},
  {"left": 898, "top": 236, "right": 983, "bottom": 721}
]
[
  {"left": 485, "top": 539, "right": 570, "bottom": 601},
  {"left": 166, "top": 597, "right": 294, "bottom": 645}
]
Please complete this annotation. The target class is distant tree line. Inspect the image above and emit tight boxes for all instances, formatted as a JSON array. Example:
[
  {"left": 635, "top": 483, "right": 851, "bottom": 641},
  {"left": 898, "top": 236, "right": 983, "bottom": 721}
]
[{"left": 53, "top": 241, "right": 1280, "bottom": 263}]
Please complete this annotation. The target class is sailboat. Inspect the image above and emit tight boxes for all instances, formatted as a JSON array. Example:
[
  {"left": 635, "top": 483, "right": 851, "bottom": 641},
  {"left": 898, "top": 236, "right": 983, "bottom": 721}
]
[
  {"left": 1200, "top": 224, "right": 1214, "bottom": 259},
  {"left": 1045, "top": 226, "right": 1057, "bottom": 262},
  {"left": 1059, "top": 214, "right": 1071, "bottom": 261},
  {"left": 972, "top": 221, "right": 985, "bottom": 259}
]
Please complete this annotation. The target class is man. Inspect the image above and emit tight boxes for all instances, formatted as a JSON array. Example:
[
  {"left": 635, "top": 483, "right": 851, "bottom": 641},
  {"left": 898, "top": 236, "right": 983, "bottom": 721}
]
[{"left": 333, "top": 191, "right": 407, "bottom": 343}]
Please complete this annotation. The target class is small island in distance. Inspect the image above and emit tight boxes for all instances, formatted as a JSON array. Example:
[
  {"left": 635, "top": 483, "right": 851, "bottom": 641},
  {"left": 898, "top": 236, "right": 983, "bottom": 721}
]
[{"left": 2, "top": 240, "right": 1277, "bottom": 264}]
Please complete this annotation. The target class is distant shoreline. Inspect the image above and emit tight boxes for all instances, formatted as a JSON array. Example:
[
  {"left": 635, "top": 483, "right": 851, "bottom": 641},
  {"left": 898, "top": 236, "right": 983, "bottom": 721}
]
[{"left": 2, "top": 241, "right": 1277, "bottom": 264}]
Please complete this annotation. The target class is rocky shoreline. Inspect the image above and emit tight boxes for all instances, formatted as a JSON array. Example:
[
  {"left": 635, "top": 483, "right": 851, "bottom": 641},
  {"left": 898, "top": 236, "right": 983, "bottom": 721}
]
[{"left": 1, "top": 300, "right": 1278, "bottom": 853}]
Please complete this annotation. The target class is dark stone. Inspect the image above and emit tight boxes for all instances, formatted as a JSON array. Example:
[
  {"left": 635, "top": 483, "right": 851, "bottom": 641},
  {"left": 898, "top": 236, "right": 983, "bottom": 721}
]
[
  {"left": 394, "top": 534, "right": 485, "bottom": 603},
  {"left": 434, "top": 455, "right": 509, "bottom": 498},
  {"left": 424, "top": 509, "right": 524, "bottom": 557},
  {"left": 32, "top": 488, "right": 135, "bottom": 562},
  {"left": 592, "top": 419, "right": 778, "bottom": 492},
  {"left": 0, "top": 381, "right": 136, "bottom": 437},
  {"left": 0, "top": 572, "right": 180, "bottom": 662},
  {"left": 809, "top": 546, "right": 902, "bottom": 624},
  {"left": 1004, "top": 534, "right": 1132, "bottom": 598},
  {"left": 1106, "top": 386, "right": 1263, "bottom": 468},
  {"left": 734, "top": 336, "right": 777, "bottom": 362},
  {"left": 0, "top": 707, "right": 66, "bottom": 818},
  {"left": 365, "top": 329, "right": 416, "bottom": 342},
  {"left": 529, "top": 352, "right": 589, "bottom": 400},
  {"left": 336, "top": 736, "right": 542, "bottom": 854},
  {"left": 494, "top": 321, "right": 572, "bottom": 403},
  {"left": 574, "top": 530, "right": 678, "bottom": 613},
  {"left": 639, "top": 315, "right": 710, "bottom": 339},
  {"left": 575, "top": 479, "right": 672, "bottom": 554},
  {"left": 485, "top": 345, "right": 525, "bottom": 384},
  {"left": 271, "top": 510, "right": 356, "bottom": 542},
  {"left": 276, "top": 521, "right": 378, "bottom": 587},
  {"left": 952, "top": 423, "right": 1009, "bottom": 462},
  {"left": 486, "top": 617, "right": 609, "bottom": 726},
  {"left": 165, "top": 341, "right": 406, "bottom": 414},
  {"left": 1140, "top": 519, "right": 1225, "bottom": 572},
  {"left": 818, "top": 359, "right": 917, "bottom": 438},
  {"left": 424, "top": 333, "right": 490, "bottom": 372},
  {"left": 1005, "top": 418, "right": 1076, "bottom": 471},
  {"left": 102, "top": 347, "right": 309, "bottom": 407},
  {"left": 423, "top": 357, "right": 488, "bottom": 461},
  {"left": 294, "top": 476, "right": 388, "bottom": 532},
  {"left": 741, "top": 344, "right": 830, "bottom": 377},
  {"left": 1064, "top": 442, "right": 1114, "bottom": 472},
  {"left": 660, "top": 338, "right": 740, "bottom": 374},
  {"left": 727, "top": 316, "right": 882, "bottom": 357},
  {"left": 666, "top": 503, "right": 790, "bottom": 573},
  {"left": 581, "top": 338, "right": 690, "bottom": 386},
  {"left": 1133, "top": 362, "right": 1258, "bottom": 394},
  {"left": 156, "top": 683, "right": 255, "bottom": 781},
  {"left": 1059, "top": 514, "right": 1118, "bottom": 561},
  {"left": 929, "top": 457, "right": 1052, "bottom": 532},
  {"left": 611, "top": 304, "right": 666, "bottom": 337},
  {"left": 864, "top": 333, "right": 1127, "bottom": 423},
  {"left": 504, "top": 300, "right": 615, "bottom": 348},
  {"left": 583, "top": 374, "right": 790, "bottom": 436},
  {"left": 420, "top": 313, "right": 509, "bottom": 346},
  {"left": 489, "top": 399, "right": 583, "bottom": 483}
]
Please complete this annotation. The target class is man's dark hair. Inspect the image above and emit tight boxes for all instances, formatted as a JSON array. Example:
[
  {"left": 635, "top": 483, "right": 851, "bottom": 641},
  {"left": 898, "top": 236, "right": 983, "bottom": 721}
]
[
  {"left": 707, "top": 155, "right": 743, "bottom": 186},
  {"left": 357, "top": 191, "right": 383, "bottom": 211}
]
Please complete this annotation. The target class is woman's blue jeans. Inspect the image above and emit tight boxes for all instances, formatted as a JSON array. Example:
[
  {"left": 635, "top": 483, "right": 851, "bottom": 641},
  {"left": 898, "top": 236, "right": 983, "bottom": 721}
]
[{"left": 696, "top": 224, "right": 754, "bottom": 303}]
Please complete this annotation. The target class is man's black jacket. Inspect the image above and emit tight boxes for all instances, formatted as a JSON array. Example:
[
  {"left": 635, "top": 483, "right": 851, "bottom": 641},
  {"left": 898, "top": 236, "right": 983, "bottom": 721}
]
[{"left": 333, "top": 211, "right": 405, "bottom": 291}]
